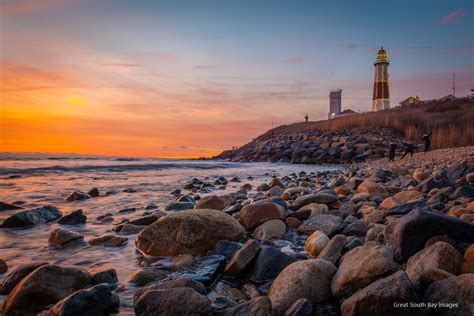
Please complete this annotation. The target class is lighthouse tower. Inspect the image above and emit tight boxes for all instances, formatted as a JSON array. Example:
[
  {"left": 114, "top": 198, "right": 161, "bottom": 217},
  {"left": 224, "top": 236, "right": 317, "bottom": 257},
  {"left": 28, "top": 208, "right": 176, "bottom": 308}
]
[{"left": 372, "top": 47, "right": 391, "bottom": 111}]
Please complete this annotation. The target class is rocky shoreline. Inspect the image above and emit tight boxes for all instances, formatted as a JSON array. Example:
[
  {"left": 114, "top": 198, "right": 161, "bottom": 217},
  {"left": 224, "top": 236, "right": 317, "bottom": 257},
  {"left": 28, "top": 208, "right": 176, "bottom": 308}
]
[
  {"left": 0, "top": 146, "right": 473, "bottom": 315},
  {"left": 214, "top": 127, "right": 408, "bottom": 164}
]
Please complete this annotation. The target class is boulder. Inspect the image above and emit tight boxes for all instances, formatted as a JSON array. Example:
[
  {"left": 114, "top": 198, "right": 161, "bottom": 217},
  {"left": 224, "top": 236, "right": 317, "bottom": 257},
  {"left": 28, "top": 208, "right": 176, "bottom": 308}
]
[
  {"left": 44, "top": 284, "right": 113, "bottom": 316},
  {"left": 2, "top": 265, "right": 91, "bottom": 315},
  {"left": 239, "top": 202, "right": 286, "bottom": 229},
  {"left": 293, "top": 193, "right": 337, "bottom": 209},
  {"left": 90, "top": 268, "right": 118, "bottom": 285},
  {"left": 207, "top": 240, "right": 242, "bottom": 261},
  {"left": 406, "top": 241, "right": 463, "bottom": 290},
  {"left": 304, "top": 231, "right": 330, "bottom": 257},
  {"left": 268, "top": 259, "right": 337, "bottom": 314},
  {"left": 331, "top": 245, "right": 398, "bottom": 298},
  {"left": 0, "top": 202, "right": 23, "bottom": 211},
  {"left": 48, "top": 228, "right": 84, "bottom": 246},
  {"left": 301, "top": 203, "right": 329, "bottom": 217},
  {"left": 127, "top": 269, "right": 167, "bottom": 286},
  {"left": 393, "top": 190, "right": 423, "bottom": 204},
  {"left": 423, "top": 274, "right": 474, "bottom": 315},
  {"left": 254, "top": 219, "right": 286, "bottom": 240},
  {"left": 134, "top": 277, "right": 207, "bottom": 301},
  {"left": 195, "top": 195, "right": 227, "bottom": 210},
  {"left": 1, "top": 206, "right": 62, "bottom": 228},
  {"left": 134, "top": 287, "right": 212, "bottom": 316},
  {"left": 225, "top": 239, "right": 261, "bottom": 277},
  {"left": 136, "top": 209, "right": 244, "bottom": 256},
  {"left": 119, "top": 223, "right": 146, "bottom": 235},
  {"left": 65, "top": 190, "right": 91, "bottom": 202},
  {"left": 58, "top": 209, "right": 86, "bottom": 225},
  {"left": 248, "top": 246, "right": 296, "bottom": 283},
  {"left": 297, "top": 214, "right": 343, "bottom": 237},
  {"left": 0, "top": 262, "right": 48, "bottom": 295},
  {"left": 384, "top": 209, "right": 474, "bottom": 263},
  {"left": 165, "top": 201, "right": 195, "bottom": 211},
  {"left": 340, "top": 271, "right": 420, "bottom": 316},
  {"left": 318, "top": 234, "right": 346, "bottom": 265},
  {"left": 88, "top": 235, "right": 128, "bottom": 247},
  {"left": 356, "top": 179, "right": 388, "bottom": 197},
  {"left": 286, "top": 217, "right": 302, "bottom": 228},
  {"left": 176, "top": 255, "right": 226, "bottom": 286},
  {"left": 385, "top": 201, "right": 428, "bottom": 216},
  {"left": 87, "top": 188, "right": 100, "bottom": 197}
]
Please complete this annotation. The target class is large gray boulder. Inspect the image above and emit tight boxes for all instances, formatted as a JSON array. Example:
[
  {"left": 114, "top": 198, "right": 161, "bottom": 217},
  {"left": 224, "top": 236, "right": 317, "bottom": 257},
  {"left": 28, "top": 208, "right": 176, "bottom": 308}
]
[
  {"left": 1, "top": 206, "right": 62, "bottom": 228},
  {"left": 423, "top": 274, "right": 474, "bottom": 316},
  {"left": 406, "top": 241, "right": 463, "bottom": 290},
  {"left": 136, "top": 209, "right": 244, "bottom": 256},
  {"left": 44, "top": 284, "right": 113, "bottom": 316},
  {"left": 297, "top": 214, "right": 344, "bottom": 237},
  {"left": 385, "top": 209, "right": 474, "bottom": 263},
  {"left": 331, "top": 245, "right": 398, "bottom": 298},
  {"left": 268, "top": 259, "right": 337, "bottom": 314},
  {"left": 2, "top": 265, "right": 91, "bottom": 316},
  {"left": 341, "top": 271, "right": 420, "bottom": 316}
]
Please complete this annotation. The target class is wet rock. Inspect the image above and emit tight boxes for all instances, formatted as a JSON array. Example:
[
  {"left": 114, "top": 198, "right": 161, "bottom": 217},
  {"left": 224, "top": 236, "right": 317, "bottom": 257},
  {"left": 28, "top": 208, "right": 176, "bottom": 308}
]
[
  {"left": 90, "top": 268, "right": 118, "bottom": 285},
  {"left": 134, "top": 287, "right": 212, "bottom": 316},
  {"left": 48, "top": 228, "right": 84, "bottom": 246},
  {"left": 284, "top": 298, "right": 313, "bottom": 316},
  {"left": 357, "top": 179, "right": 388, "bottom": 197},
  {"left": 286, "top": 217, "right": 302, "bottom": 228},
  {"left": 340, "top": 271, "right": 419, "bottom": 316},
  {"left": 225, "top": 239, "right": 261, "bottom": 277},
  {"left": 351, "top": 193, "right": 370, "bottom": 203},
  {"left": 210, "top": 281, "right": 246, "bottom": 303},
  {"left": 248, "top": 246, "right": 296, "bottom": 283},
  {"left": 318, "top": 234, "right": 346, "bottom": 264},
  {"left": 423, "top": 274, "right": 474, "bottom": 315},
  {"left": 2, "top": 265, "right": 91, "bottom": 315},
  {"left": 385, "top": 201, "right": 428, "bottom": 216},
  {"left": 0, "top": 202, "right": 23, "bottom": 211},
  {"left": 417, "top": 169, "right": 453, "bottom": 193},
  {"left": 419, "top": 268, "right": 455, "bottom": 288},
  {"left": 136, "top": 209, "right": 244, "bottom": 256},
  {"left": 195, "top": 195, "right": 227, "bottom": 210},
  {"left": 342, "top": 220, "right": 368, "bottom": 237},
  {"left": 215, "top": 296, "right": 272, "bottom": 316},
  {"left": 176, "top": 255, "right": 226, "bottom": 286},
  {"left": 58, "top": 209, "right": 87, "bottom": 225},
  {"left": 87, "top": 187, "right": 100, "bottom": 197},
  {"left": 0, "top": 262, "right": 48, "bottom": 295},
  {"left": 127, "top": 269, "right": 167, "bottom": 286},
  {"left": 406, "top": 241, "right": 463, "bottom": 290},
  {"left": 297, "top": 214, "right": 344, "bottom": 237},
  {"left": 384, "top": 209, "right": 474, "bottom": 263},
  {"left": 257, "top": 183, "right": 270, "bottom": 192},
  {"left": 0, "top": 259, "right": 7, "bottom": 274},
  {"left": 268, "top": 259, "right": 337, "bottom": 314},
  {"left": 304, "top": 230, "right": 329, "bottom": 257},
  {"left": 293, "top": 193, "right": 337, "bottom": 209},
  {"left": 45, "top": 284, "right": 112, "bottom": 316},
  {"left": 119, "top": 223, "right": 146, "bottom": 235},
  {"left": 254, "top": 219, "right": 286, "bottom": 240},
  {"left": 393, "top": 190, "right": 423, "bottom": 204},
  {"left": 134, "top": 277, "right": 207, "bottom": 301},
  {"left": 1, "top": 206, "right": 62, "bottom": 228},
  {"left": 88, "top": 235, "right": 128, "bottom": 247},
  {"left": 128, "top": 214, "right": 159, "bottom": 226},
  {"left": 65, "top": 190, "right": 91, "bottom": 202},
  {"left": 239, "top": 202, "right": 286, "bottom": 229},
  {"left": 331, "top": 245, "right": 398, "bottom": 298},
  {"left": 301, "top": 203, "right": 329, "bottom": 217},
  {"left": 165, "top": 201, "right": 195, "bottom": 211},
  {"left": 207, "top": 240, "right": 242, "bottom": 261}
]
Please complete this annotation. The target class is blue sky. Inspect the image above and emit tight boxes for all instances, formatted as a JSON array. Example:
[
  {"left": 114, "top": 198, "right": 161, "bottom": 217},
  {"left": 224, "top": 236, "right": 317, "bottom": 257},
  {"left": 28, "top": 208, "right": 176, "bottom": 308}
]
[{"left": 1, "top": 0, "right": 473, "bottom": 156}]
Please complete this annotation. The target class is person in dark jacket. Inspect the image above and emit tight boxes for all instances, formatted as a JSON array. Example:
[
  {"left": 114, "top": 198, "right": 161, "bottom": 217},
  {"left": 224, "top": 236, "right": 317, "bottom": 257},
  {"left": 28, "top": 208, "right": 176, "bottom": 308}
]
[
  {"left": 388, "top": 143, "right": 396, "bottom": 161},
  {"left": 401, "top": 142, "right": 416, "bottom": 159},
  {"left": 423, "top": 131, "right": 432, "bottom": 152}
]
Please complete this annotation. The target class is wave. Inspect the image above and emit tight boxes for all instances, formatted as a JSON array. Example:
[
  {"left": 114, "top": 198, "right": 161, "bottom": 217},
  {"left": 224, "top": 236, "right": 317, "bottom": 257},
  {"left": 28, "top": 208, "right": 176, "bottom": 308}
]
[{"left": 0, "top": 161, "right": 244, "bottom": 176}]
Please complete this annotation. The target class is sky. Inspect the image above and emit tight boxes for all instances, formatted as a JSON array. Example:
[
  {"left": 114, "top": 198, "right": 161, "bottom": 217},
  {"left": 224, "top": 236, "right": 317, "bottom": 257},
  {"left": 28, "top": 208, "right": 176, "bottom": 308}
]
[{"left": 1, "top": 0, "right": 473, "bottom": 158}]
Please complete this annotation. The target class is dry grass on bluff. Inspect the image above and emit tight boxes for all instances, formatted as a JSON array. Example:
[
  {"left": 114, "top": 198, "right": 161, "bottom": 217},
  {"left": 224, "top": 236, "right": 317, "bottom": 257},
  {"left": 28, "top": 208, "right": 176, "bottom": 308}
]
[{"left": 259, "top": 97, "right": 474, "bottom": 149}]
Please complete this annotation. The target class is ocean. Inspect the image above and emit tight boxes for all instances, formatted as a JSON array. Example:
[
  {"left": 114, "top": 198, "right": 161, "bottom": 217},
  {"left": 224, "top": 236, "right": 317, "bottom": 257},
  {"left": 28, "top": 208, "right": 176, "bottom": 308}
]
[{"left": 0, "top": 153, "right": 337, "bottom": 314}]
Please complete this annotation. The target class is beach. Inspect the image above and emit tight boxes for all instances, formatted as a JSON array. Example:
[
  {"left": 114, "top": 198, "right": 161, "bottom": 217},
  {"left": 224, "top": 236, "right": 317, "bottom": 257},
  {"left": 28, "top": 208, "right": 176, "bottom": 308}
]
[{"left": 0, "top": 147, "right": 473, "bottom": 315}]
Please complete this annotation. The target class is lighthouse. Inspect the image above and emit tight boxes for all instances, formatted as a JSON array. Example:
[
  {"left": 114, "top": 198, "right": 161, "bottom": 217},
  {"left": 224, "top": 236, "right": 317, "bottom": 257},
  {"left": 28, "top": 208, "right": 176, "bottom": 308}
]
[{"left": 372, "top": 47, "right": 391, "bottom": 111}]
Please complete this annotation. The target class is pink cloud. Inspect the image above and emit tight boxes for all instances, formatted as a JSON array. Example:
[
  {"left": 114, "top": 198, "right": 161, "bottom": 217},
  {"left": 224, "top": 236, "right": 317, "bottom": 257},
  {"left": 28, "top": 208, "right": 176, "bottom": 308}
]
[
  {"left": 438, "top": 9, "right": 466, "bottom": 25},
  {"left": 0, "top": 0, "right": 65, "bottom": 15},
  {"left": 98, "top": 62, "right": 142, "bottom": 68}
]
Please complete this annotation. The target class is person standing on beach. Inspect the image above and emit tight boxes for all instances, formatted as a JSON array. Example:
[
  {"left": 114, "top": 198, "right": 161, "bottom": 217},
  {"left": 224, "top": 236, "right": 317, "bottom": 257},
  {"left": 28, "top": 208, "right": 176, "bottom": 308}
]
[
  {"left": 401, "top": 142, "right": 416, "bottom": 159},
  {"left": 388, "top": 143, "right": 396, "bottom": 161},
  {"left": 423, "top": 131, "right": 432, "bottom": 152}
]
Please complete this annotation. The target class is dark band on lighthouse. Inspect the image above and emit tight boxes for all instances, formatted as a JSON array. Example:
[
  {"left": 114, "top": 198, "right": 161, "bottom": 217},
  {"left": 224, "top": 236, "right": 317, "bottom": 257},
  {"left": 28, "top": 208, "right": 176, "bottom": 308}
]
[{"left": 372, "top": 47, "right": 391, "bottom": 111}]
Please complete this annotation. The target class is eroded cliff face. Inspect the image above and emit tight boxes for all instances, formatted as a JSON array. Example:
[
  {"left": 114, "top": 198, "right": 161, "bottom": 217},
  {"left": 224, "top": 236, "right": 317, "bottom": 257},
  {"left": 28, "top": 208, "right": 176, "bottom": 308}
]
[{"left": 215, "top": 127, "right": 407, "bottom": 164}]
